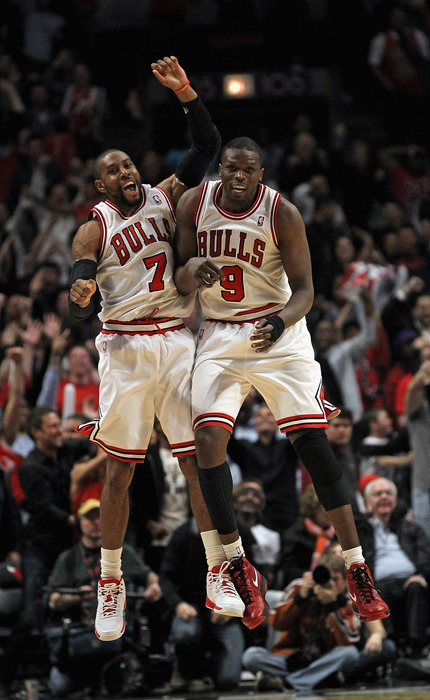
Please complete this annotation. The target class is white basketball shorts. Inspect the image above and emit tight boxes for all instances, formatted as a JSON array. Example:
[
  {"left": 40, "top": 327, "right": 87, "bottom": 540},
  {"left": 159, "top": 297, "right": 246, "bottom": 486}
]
[
  {"left": 77, "top": 325, "right": 196, "bottom": 462},
  {"left": 192, "top": 319, "right": 328, "bottom": 435}
]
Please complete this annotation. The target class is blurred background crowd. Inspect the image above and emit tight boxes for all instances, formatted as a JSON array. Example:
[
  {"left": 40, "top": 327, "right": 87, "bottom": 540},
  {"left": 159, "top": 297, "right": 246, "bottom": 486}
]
[{"left": 2, "top": 0, "right": 430, "bottom": 696}]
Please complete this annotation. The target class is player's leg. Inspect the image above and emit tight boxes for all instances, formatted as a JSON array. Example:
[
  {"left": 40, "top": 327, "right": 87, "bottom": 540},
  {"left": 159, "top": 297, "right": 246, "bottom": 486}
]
[
  {"left": 289, "top": 427, "right": 389, "bottom": 622},
  {"left": 252, "top": 342, "right": 389, "bottom": 623},
  {"left": 177, "top": 453, "right": 244, "bottom": 618},
  {"left": 177, "top": 454, "right": 214, "bottom": 533},
  {"left": 191, "top": 322, "right": 269, "bottom": 628},
  {"left": 89, "top": 331, "right": 157, "bottom": 641},
  {"left": 156, "top": 328, "right": 245, "bottom": 619},
  {"left": 194, "top": 423, "right": 268, "bottom": 629},
  {"left": 96, "top": 457, "right": 134, "bottom": 641}
]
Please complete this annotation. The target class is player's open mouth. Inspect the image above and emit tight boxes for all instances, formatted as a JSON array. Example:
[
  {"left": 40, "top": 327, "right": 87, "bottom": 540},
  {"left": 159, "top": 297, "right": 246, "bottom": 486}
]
[
  {"left": 123, "top": 180, "right": 137, "bottom": 193},
  {"left": 232, "top": 184, "right": 246, "bottom": 192}
]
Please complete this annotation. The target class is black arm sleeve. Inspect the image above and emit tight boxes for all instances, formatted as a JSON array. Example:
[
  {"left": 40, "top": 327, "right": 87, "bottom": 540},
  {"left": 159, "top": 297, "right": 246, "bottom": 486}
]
[
  {"left": 68, "top": 259, "right": 97, "bottom": 320},
  {"left": 175, "top": 96, "right": 221, "bottom": 187},
  {"left": 68, "top": 300, "right": 94, "bottom": 320}
]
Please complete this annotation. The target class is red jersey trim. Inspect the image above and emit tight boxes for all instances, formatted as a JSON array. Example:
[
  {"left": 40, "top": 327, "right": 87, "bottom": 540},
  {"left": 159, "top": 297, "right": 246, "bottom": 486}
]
[
  {"left": 76, "top": 421, "right": 148, "bottom": 462},
  {"left": 193, "top": 412, "right": 235, "bottom": 434},
  {"left": 233, "top": 303, "right": 280, "bottom": 317},
  {"left": 194, "top": 181, "right": 210, "bottom": 228},
  {"left": 154, "top": 185, "right": 175, "bottom": 216},
  {"left": 213, "top": 182, "right": 266, "bottom": 220},
  {"left": 104, "top": 186, "right": 147, "bottom": 219},
  {"left": 102, "top": 318, "right": 185, "bottom": 335},
  {"left": 205, "top": 307, "right": 282, "bottom": 324},
  {"left": 90, "top": 209, "right": 107, "bottom": 259},
  {"left": 278, "top": 414, "right": 328, "bottom": 433},
  {"left": 270, "top": 192, "right": 282, "bottom": 248},
  {"left": 170, "top": 440, "right": 196, "bottom": 458}
]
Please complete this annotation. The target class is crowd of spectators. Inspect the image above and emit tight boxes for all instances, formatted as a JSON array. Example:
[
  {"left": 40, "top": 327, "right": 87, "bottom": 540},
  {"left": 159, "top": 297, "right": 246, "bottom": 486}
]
[{"left": 2, "top": 0, "right": 430, "bottom": 695}]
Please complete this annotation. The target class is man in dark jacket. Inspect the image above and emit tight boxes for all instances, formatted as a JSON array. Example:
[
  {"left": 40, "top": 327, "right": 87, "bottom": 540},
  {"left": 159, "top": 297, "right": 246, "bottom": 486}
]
[
  {"left": 159, "top": 517, "right": 257, "bottom": 692},
  {"left": 227, "top": 404, "right": 299, "bottom": 533},
  {"left": 357, "top": 476, "right": 430, "bottom": 659},
  {"left": 18, "top": 406, "right": 92, "bottom": 629}
]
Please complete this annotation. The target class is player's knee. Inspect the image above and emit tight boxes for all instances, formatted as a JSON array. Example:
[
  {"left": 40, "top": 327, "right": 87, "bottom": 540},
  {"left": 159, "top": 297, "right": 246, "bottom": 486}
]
[
  {"left": 292, "top": 428, "right": 342, "bottom": 485},
  {"left": 178, "top": 455, "right": 198, "bottom": 483},
  {"left": 195, "top": 425, "right": 228, "bottom": 466},
  {"left": 105, "top": 459, "right": 135, "bottom": 491}
]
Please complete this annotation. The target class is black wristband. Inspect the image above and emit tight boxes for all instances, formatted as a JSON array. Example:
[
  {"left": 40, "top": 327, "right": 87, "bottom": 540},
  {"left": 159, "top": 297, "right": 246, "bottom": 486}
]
[
  {"left": 68, "top": 259, "right": 97, "bottom": 320},
  {"left": 69, "top": 258, "right": 97, "bottom": 285},
  {"left": 68, "top": 299, "right": 94, "bottom": 320},
  {"left": 263, "top": 315, "right": 285, "bottom": 342}
]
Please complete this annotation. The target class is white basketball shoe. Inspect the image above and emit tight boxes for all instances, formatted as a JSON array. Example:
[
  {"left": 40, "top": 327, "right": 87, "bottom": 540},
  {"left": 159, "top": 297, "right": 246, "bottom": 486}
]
[
  {"left": 95, "top": 577, "right": 126, "bottom": 641},
  {"left": 206, "top": 561, "right": 245, "bottom": 617}
]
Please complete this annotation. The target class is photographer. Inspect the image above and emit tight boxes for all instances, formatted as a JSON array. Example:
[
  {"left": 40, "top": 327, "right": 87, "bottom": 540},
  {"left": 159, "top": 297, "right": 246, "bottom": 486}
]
[
  {"left": 243, "top": 550, "right": 396, "bottom": 693},
  {"left": 45, "top": 498, "right": 162, "bottom": 697}
]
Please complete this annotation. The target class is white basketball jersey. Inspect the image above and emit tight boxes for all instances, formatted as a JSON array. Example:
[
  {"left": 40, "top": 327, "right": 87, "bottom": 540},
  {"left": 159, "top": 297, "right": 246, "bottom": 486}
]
[
  {"left": 92, "top": 185, "right": 195, "bottom": 322},
  {"left": 194, "top": 180, "right": 291, "bottom": 322}
]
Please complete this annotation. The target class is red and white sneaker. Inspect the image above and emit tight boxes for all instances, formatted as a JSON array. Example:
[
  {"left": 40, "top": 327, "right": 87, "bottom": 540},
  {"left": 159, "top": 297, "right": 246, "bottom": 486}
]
[
  {"left": 95, "top": 577, "right": 126, "bottom": 641},
  {"left": 347, "top": 563, "right": 390, "bottom": 622},
  {"left": 206, "top": 561, "right": 245, "bottom": 617},
  {"left": 324, "top": 399, "right": 341, "bottom": 421},
  {"left": 228, "top": 556, "right": 269, "bottom": 629}
]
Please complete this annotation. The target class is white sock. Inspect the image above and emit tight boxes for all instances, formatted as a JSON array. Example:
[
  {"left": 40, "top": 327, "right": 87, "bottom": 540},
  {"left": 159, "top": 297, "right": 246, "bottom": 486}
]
[
  {"left": 223, "top": 537, "right": 245, "bottom": 561},
  {"left": 100, "top": 547, "right": 123, "bottom": 579},
  {"left": 343, "top": 546, "right": 365, "bottom": 569},
  {"left": 200, "top": 530, "right": 225, "bottom": 569}
]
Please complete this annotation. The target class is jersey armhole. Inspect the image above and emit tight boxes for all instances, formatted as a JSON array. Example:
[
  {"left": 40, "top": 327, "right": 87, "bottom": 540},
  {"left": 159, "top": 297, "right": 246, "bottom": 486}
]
[
  {"left": 89, "top": 209, "right": 106, "bottom": 261},
  {"left": 270, "top": 193, "right": 282, "bottom": 248},
  {"left": 194, "top": 181, "right": 208, "bottom": 228}
]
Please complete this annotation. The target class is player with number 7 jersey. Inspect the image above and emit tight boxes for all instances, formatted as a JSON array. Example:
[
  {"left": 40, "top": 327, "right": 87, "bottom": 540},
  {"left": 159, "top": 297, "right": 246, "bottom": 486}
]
[{"left": 76, "top": 181, "right": 199, "bottom": 463}]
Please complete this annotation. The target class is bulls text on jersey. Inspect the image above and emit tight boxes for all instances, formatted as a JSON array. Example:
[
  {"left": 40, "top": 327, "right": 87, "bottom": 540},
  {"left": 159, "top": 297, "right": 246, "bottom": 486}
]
[
  {"left": 197, "top": 229, "right": 265, "bottom": 268},
  {"left": 112, "top": 218, "right": 172, "bottom": 266}
]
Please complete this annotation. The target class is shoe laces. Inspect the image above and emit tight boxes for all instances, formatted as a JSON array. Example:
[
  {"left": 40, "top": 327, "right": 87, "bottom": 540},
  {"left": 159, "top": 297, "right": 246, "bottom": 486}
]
[
  {"left": 351, "top": 566, "right": 377, "bottom": 603},
  {"left": 209, "top": 561, "right": 239, "bottom": 599},
  {"left": 229, "top": 557, "right": 253, "bottom": 606},
  {"left": 99, "top": 580, "right": 123, "bottom": 618}
]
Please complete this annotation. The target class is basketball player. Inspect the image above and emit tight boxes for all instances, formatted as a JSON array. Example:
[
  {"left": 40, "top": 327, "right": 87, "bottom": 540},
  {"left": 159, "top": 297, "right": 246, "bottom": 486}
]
[
  {"left": 68, "top": 57, "right": 252, "bottom": 642},
  {"left": 174, "top": 136, "right": 391, "bottom": 626}
]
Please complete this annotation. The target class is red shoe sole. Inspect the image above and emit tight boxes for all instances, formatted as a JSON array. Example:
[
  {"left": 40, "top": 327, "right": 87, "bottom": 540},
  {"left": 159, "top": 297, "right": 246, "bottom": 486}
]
[{"left": 352, "top": 602, "right": 390, "bottom": 622}]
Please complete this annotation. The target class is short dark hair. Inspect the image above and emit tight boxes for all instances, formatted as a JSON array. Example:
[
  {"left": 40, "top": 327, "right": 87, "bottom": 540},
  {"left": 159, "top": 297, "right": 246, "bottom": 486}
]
[
  {"left": 330, "top": 408, "right": 353, "bottom": 424},
  {"left": 25, "top": 406, "right": 59, "bottom": 437},
  {"left": 318, "top": 549, "right": 347, "bottom": 580},
  {"left": 220, "top": 137, "right": 263, "bottom": 166},
  {"left": 361, "top": 408, "right": 383, "bottom": 431},
  {"left": 33, "top": 260, "right": 61, "bottom": 275},
  {"left": 64, "top": 412, "right": 89, "bottom": 425},
  {"left": 93, "top": 149, "right": 124, "bottom": 179}
]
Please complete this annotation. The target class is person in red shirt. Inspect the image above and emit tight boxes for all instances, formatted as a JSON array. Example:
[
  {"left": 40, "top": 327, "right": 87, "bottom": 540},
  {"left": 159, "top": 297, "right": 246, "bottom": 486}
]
[
  {"left": 56, "top": 344, "right": 99, "bottom": 418},
  {"left": 368, "top": 5, "right": 430, "bottom": 145}
]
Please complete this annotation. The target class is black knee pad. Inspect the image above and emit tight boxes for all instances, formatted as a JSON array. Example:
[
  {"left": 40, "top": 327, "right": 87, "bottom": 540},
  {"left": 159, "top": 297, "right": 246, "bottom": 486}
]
[
  {"left": 292, "top": 429, "right": 350, "bottom": 511},
  {"left": 198, "top": 462, "right": 237, "bottom": 535}
]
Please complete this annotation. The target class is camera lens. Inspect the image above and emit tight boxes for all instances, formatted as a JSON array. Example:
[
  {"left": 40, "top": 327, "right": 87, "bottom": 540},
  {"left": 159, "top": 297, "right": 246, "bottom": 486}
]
[{"left": 312, "top": 565, "right": 332, "bottom": 585}]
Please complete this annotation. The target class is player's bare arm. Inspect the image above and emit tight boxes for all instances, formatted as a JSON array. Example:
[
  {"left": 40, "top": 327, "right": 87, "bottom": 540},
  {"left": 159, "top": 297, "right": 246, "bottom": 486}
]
[
  {"left": 251, "top": 199, "right": 313, "bottom": 352},
  {"left": 71, "top": 219, "right": 100, "bottom": 262},
  {"left": 69, "top": 220, "right": 100, "bottom": 309},
  {"left": 174, "top": 188, "right": 224, "bottom": 294}
]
